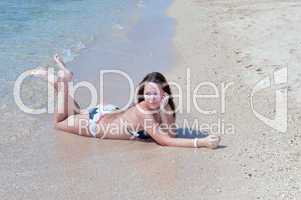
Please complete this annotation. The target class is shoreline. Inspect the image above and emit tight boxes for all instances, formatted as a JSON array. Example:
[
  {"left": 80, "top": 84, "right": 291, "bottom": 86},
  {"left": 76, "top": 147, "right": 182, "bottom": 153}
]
[
  {"left": 68, "top": 0, "right": 175, "bottom": 107},
  {"left": 1, "top": 0, "right": 174, "bottom": 144},
  {"left": 2, "top": 2, "right": 181, "bottom": 199},
  {"left": 2, "top": 0, "right": 301, "bottom": 199}
]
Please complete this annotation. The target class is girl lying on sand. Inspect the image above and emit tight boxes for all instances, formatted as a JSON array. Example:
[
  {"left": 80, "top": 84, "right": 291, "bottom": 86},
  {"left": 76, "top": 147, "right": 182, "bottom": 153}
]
[{"left": 31, "top": 54, "right": 221, "bottom": 148}]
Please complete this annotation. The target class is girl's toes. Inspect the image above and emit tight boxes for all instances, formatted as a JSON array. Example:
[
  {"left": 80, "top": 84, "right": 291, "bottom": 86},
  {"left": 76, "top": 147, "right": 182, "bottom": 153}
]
[{"left": 31, "top": 68, "right": 48, "bottom": 79}]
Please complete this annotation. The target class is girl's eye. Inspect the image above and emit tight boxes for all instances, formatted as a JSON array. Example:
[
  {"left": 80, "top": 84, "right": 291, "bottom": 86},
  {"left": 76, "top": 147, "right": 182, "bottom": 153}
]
[{"left": 145, "top": 92, "right": 158, "bottom": 96}]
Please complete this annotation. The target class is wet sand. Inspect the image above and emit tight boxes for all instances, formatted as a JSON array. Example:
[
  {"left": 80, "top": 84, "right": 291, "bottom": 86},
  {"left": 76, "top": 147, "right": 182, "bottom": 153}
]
[{"left": 2, "top": 0, "right": 301, "bottom": 199}]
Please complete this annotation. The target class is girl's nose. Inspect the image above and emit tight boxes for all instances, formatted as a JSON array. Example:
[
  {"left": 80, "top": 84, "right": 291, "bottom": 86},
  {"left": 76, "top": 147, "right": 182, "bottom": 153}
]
[{"left": 150, "top": 96, "right": 156, "bottom": 102}]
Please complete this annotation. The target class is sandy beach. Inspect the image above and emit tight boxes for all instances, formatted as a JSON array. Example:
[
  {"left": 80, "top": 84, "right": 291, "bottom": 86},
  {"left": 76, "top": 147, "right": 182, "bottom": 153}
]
[
  {"left": 166, "top": 0, "right": 301, "bottom": 199},
  {"left": 2, "top": 0, "right": 301, "bottom": 199}
]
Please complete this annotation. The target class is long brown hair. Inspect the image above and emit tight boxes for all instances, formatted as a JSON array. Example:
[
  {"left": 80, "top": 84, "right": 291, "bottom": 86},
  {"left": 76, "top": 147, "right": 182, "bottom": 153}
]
[{"left": 137, "top": 72, "right": 176, "bottom": 118}]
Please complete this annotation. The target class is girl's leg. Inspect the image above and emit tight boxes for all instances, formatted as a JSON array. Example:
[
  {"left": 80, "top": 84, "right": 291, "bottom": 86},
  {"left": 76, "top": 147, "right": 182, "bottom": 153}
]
[
  {"left": 54, "top": 77, "right": 79, "bottom": 123},
  {"left": 32, "top": 66, "right": 92, "bottom": 137}
]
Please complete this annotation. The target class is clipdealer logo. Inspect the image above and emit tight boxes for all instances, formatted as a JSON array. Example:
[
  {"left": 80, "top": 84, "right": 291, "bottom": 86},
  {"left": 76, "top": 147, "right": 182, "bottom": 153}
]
[
  {"left": 13, "top": 66, "right": 288, "bottom": 134},
  {"left": 250, "top": 67, "right": 287, "bottom": 133}
]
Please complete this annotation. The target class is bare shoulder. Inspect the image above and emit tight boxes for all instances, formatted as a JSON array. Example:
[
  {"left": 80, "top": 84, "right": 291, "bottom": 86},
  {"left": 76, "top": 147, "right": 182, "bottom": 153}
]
[{"left": 132, "top": 101, "right": 156, "bottom": 120}]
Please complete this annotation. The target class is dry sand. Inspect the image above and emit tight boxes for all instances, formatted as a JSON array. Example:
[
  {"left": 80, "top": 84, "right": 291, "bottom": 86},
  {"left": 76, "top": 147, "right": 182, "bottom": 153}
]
[
  {"left": 2, "top": 0, "right": 301, "bottom": 199},
  {"left": 165, "top": 0, "right": 301, "bottom": 199}
]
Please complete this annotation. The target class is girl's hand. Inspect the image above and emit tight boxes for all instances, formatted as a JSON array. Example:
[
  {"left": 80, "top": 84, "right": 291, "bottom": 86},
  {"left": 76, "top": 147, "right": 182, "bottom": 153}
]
[
  {"left": 160, "top": 92, "right": 169, "bottom": 110},
  {"left": 53, "top": 53, "right": 63, "bottom": 64},
  {"left": 201, "top": 135, "right": 221, "bottom": 149}
]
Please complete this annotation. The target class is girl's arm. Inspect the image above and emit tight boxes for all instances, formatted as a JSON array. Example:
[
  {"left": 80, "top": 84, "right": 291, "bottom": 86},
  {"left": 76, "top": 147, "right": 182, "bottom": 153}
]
[
  {"left": 144, "top": 117, "right": 220, "bottom": 149},
  {"left": 159, "top": 104, "right": 177, "bottom": 137}
]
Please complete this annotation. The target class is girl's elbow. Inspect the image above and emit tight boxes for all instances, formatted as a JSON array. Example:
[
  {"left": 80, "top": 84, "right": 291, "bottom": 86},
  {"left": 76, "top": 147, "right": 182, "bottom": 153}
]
[{"left": 157, "top": 138, "right": 172, "bottom": 147}]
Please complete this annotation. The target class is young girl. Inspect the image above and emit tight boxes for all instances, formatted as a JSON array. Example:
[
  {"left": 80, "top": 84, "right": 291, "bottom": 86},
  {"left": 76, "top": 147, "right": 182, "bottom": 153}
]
[{"left": 31, "top": 54, "right": 221, "bottom": 148}]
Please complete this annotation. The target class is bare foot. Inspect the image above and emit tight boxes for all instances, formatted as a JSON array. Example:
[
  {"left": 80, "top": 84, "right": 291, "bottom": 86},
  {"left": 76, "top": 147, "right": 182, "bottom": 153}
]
[
  {"left": 30, "top": 67, "right": 57, "bottom": 85},
  {"left": 53, "top": 53, "right": 64, "bottom": 65},
  {"left": 30, "top": 67, "right": 48, "bottom": 79},
  {"left": 200, "top": 135, "right": 221, "bottom": 149},
  {"left": 53, "top": 54, "right": 73, "bottom": 81}
]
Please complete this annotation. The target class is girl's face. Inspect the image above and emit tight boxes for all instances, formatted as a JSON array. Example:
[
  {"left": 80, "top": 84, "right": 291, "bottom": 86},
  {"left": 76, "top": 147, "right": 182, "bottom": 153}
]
[{"left": 143, "top": 82, "right": 165, "bottom": 110}]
